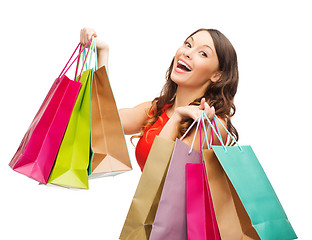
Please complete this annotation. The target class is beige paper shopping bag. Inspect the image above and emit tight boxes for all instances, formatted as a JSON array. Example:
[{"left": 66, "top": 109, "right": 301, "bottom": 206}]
[
  {"left": 120, "top": 136, "right": 175, "bottom": 240},
  {"left": 203, "top": 149, "right": 260, "bottom": 240},
  {"left": 89, "top": 66, "right": 132, "bottom": 177}
]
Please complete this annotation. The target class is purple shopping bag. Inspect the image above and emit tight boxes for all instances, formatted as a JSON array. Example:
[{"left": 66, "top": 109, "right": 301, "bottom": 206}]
[
  {"left": 149, "top": 138, "right": 201, "bottom": 240},
  {"left": 9, "top": 40, "right": 92, "bottom": 184}
]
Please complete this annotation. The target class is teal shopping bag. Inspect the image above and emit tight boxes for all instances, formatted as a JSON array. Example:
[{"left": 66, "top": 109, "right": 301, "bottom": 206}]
[
  {"left": 212, "top": 145, "right": 297, "bottom": 240},
  {"left": 205, "top": 114, "right": 297, "bottom": 240}
]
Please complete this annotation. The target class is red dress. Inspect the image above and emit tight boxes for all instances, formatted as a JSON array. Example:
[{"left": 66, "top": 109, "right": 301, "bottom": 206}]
[
  {"left": 135, "top": 105, "right": 226, "bottom": 171},
  {"left": 135, "top": 108, "right": 170, "bottom": 171}
]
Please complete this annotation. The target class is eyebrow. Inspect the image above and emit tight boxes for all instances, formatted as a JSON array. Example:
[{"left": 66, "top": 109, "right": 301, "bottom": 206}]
[{"left": 189, "top": 36, "right": 214, "bottom": 53}]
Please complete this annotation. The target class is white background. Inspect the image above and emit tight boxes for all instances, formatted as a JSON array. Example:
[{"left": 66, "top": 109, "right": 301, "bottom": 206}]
[{"left": 0, "top": 0, "right": 311, "bottom": 239}]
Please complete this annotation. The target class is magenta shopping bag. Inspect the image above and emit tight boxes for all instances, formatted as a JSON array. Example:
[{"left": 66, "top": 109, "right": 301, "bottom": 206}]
[
  {"left": 9, "top": 40, "right": 92, "bottom": 184},
  {"left": 186, "top": 119, "right": 221, "bottom": 240},
  {"left": 149, "top": 138, "right": 201, "bottom": 240},
  {"left": 186, "top": 163, "right": 220, "bottom": 240}
]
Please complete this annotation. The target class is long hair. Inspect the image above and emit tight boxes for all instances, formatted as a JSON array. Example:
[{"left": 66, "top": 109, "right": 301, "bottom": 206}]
[{"left": 132, "top": 28, "right": 239, "bottom": 144}]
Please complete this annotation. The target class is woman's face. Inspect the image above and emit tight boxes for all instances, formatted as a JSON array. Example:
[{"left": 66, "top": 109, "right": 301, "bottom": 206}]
[{"left": 171, "top": 30, "right": 220, "bottom": 89}]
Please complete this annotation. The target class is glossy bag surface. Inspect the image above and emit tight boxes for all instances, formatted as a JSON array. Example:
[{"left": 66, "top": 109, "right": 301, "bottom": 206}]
[
  {"left": 186, "top": 158, "right": 220, "bottom": 240},
  {"left": 48, "top": 70, "right": 92, "bottom": 189},
  {"left": 9, "top": 74, "right": 81, "bottom": 184}
]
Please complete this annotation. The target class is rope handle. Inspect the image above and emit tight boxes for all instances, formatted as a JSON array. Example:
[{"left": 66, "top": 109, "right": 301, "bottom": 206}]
[
  {"left": 58, "top": 37, "right": 93, "bottom": 79},
  {"left": 77, "top": 37, "right": 97, "bottom": 73},
  {"left": 180, "top": 116, "right": 202, "bottom": 155},
  {"left": 75, "top": 38, "right": 94, "bottom": 82},
  {"left": 202, "top": 111, "right": 242, "bottom": 151}
]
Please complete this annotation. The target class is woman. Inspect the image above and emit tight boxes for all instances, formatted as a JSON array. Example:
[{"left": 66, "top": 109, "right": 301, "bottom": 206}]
[{"left": 80, "top": 28, "right": 239, "bottom": 171}]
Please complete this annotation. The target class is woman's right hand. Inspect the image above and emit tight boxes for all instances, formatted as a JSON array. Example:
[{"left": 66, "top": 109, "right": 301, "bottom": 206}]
[
  {"left": 80, "top": 27, "right": 109, "bottom": 68},
  {"left": 80, "top": 28, "right": 109, "bottom": 52}
]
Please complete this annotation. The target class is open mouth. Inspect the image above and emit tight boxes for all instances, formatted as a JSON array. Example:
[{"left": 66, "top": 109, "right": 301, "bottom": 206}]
[{"left": 176, "top": 60, "right": 192, "bottom": 72}]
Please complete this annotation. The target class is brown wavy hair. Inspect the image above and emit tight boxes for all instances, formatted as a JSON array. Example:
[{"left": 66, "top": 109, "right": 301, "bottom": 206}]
[{"left": 132, "top": 28, "right": 239, "bottom": 145}]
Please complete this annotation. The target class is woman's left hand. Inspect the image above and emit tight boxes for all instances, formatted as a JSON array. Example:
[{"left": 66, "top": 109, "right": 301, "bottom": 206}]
[
  {"left": 159, "top": 98, "right": 215, "bottom": 142},
  {"left": 173, "top": 98, "right": 215, "bottom": 122}
]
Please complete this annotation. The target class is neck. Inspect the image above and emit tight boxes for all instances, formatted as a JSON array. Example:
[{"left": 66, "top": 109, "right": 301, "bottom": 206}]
[
  {"left": 166, "top": 85, "right": 206, "bottom": 118},
  {"left": 173, "top": 85, "right": 206, "bottom": 108}
]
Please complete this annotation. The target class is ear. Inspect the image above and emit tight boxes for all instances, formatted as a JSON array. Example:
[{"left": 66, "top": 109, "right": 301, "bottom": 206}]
[{"left": 210, "top": 71, "right": 222, "bottom": 83}]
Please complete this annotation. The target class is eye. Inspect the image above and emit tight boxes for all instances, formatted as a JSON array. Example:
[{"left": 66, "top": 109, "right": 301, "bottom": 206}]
[
  {"left": 200, "top": 51, "right": 208, "bottom": 57},
  {"left": 184, "top": 41, "right": 192, "bottom": 48}
]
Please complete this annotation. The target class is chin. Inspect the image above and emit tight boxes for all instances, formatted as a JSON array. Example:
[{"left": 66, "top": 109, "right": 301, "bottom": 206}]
[{"left": 171, "top": 71, "right": 190, "bottom": 86}]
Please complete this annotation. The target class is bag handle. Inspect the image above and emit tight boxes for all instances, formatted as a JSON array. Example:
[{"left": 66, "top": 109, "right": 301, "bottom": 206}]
[
  {"left": 180, "top": 116, "right": 203, "bottom": 155},
  {"left": 180, "top": 113, "right": 216, "bottom": 154},
  {"left": 199, "top": 117, "right": 204, "bottom": 163},
  {"left": 58, "top": 37, "right": 93, "bottom": 79},
  {"left": 214, "top": 114, "right": 241, "bottom": 150},
  {"left": 202, "top": 111, "right": 242, "bottom": 152},
  {"left": 85, "top": 38, "right": 98, "bottom": 70},
  {"left": 200, "top": 115, "right": 212, "bottom": 150},
  {"left": 76, "top": 38, "right": 94, "bottom": 81},
  {"left": 201, "top": 112, "right": 226, "bottom": 151},
  {"left": 77, "top": 37, "right": 97, "bottom": 72}
]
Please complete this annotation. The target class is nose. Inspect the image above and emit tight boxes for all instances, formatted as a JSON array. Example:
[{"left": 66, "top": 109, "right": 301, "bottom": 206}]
[{"left": 183, "top": 48, "right": 192, "bottom": 59}]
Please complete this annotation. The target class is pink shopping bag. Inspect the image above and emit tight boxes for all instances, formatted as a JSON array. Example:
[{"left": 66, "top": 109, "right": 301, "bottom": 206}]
[
  {"left": 9, "top": 40, "right": 92, "bottom": 184},
  {"left": 149, "top": 139, "right": 201, "bottom": 240},
  {"left": 149, "top": 118, "right": 203, "bottom": 240},
  {"left": 186, "top": 119, "right": 221, "bottom": 240}
]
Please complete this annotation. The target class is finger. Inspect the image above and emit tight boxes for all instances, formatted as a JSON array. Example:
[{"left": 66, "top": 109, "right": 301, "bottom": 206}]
[
  {"left": 205, "top": 103, "right": 215, "bottom": 120},
  {"left": 199, "top": 98, "right": 206, "bottom": 110},
  {"left": 80, "top": 28, "right": 85, "bottom": 44},
  {"left": 188, "top": 107, "right": 202, "bottom": 121},
  {"left": 80, "top": 28, "right": 97, "bottom": 46},
  {"left": 83, "top": 29, "right": 91, "bottom": 45}
]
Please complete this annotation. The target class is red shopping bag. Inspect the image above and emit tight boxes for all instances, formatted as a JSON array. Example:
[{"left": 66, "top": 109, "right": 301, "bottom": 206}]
[
  {"left": 186, "top": 119, "right": 221, "bottom": 240},
  {"left": 9, "top": 39, "right": 92, "bottom": 184}
]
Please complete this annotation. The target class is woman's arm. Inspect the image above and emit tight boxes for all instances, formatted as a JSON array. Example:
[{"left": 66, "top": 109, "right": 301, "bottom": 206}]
[
  {"left": 119, "top": 101, "right": 152, "bottom": 135},
  {"left": 80, "top": 28, "right": 151, "bottom": 135}
]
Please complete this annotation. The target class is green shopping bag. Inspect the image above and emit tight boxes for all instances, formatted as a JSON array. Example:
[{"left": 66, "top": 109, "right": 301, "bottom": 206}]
[
  {"left": 48, "top": 69, "right": 92, "bottom": 189},
  {"left": 204, "top": 113, "right": 297, "bottom": 240}
]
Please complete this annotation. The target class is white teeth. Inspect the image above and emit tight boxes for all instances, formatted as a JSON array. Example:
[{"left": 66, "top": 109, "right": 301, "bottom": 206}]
[{"left": 178, "top": 60, "right": 191, "bottom": 71}]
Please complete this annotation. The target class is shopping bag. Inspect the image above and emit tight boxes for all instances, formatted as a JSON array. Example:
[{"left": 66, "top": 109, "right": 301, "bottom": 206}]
[
  {"left": 48, "top": 68, "right": 93, "bottom": 189},
  {"left": 149, "top": 117, "right": 203, "bottom": 240},
  {"left": 186, "top": 118, "right": 221, "bottom": 240},
  {"left": 119, "top": 136, "right": 175, "bottom": 240},
  {"left": 204, "top": 114, "right": 297, "bottom": 240},
  {"left": 203, "top": 149, "right": 260, "bottom": 240},
  {"left": 149, "top": 138, "right": 201, "bottom": 240},
  {"left": 8, "top": 41, "right": 92, "bottom": 184},
  {"left": 89, "top": 65, "right": 131, "bottom": 177}
]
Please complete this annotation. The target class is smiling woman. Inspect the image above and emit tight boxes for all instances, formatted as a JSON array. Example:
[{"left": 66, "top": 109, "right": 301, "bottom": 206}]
[
  {"left": 171, "top": 31, "right": 221, "bottom": 89},
  {"left": 80, "top": 27, "right": 239, "bottom": 171}
]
